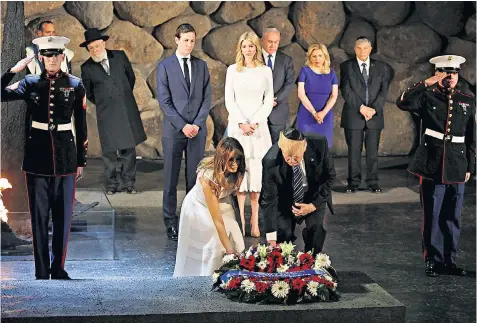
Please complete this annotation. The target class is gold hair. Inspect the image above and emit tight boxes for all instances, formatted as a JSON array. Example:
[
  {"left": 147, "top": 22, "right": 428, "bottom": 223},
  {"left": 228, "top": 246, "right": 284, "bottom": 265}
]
[
  {"left": 235, "top": 31, "right": 264, "bottom": 72},
  {"left": 305, "top": 43, "right": 331, "bottom": 74},
  {"left": 278, "top": 132, "right": 307, "bottom": 156}
]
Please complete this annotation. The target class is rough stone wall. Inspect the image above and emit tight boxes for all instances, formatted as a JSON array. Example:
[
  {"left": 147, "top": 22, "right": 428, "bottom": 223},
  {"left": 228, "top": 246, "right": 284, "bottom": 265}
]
[{"left": 2, "top": 1, "right": 475, "bottom": 158}]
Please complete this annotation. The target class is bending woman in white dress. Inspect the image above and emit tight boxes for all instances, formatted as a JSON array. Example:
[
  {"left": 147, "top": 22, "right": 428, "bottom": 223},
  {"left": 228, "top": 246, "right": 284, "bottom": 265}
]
[
  {"left": 173, "top": 137, "right": 246, "bottom": 277},
  {"left": 225, "top": 31, "right": 274, "bottom": 238}
]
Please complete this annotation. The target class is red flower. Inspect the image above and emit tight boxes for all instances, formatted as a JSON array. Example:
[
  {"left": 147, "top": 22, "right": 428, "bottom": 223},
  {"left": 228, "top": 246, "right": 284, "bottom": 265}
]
[
  {"left": 227, "top": 277, "right": 242, "bottom": 289},
  {"left": 255, "top": 281, "right": 270, "bottom": 293},
  {"left": 291, "top": 278, "right": 306, "bottom": 292},
  {"left": 240, "top": 255, "right": 256, "bottom": 271},
  {"left": 268, "top": 250, "right": 284, "bottom": 270},
  {"left": 299, "top": 253, "right": 314, "bottom": 270}
]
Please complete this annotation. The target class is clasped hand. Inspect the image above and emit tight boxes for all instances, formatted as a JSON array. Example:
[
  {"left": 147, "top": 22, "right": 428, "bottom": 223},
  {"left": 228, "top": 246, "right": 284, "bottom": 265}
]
[
  {"left": 313, "top": 111, "right": 326, "bottom": 124},
  {"left": 182, "top": 124, "right": 199, "bottom": 138},
  {"left": 240, "top": 123, "right": 258, "bottom": 136},
  {"left": 292, "top": 203, "right": 316, "bottom": 217},
  {"left": 360, "top": 105, "right": 376, "bottom": 121}
]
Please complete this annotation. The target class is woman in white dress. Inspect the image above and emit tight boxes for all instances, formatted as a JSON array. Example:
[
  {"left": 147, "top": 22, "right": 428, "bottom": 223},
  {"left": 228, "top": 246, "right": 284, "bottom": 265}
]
[
  {"left": 225, "top": 31, "right": 274, "bottom": 238},
  {"left": 173, "top": 137, "right": 246, "bottom": 277}
]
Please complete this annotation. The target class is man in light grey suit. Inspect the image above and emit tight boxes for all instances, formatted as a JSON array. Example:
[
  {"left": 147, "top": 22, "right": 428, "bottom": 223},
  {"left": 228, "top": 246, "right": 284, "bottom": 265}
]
[
  {"left": 261, "top": 27, "right": 295, "bottom": 144},
  {"left": 157, "top": 23, "right": 212, "bottom": 241}
]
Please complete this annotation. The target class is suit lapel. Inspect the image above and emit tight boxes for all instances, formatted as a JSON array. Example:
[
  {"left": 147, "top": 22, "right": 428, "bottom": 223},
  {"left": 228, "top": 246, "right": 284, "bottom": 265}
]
[
  {"left": 272, "top": 52, "right": 282, "bottom": 80},
  {"left": 303, "top": 145, "right": 315, "bottom": 184},
  {"left": 368, "top": 59, "right": 377, "bottom": 85},
  {"left": 352, "top": 60, "right": 366, "bottom": 85},
  {"left": 172, "top": 55, "right": 190, "bottom": 94},
  {"left": 189, "top": 57, "right": 198, "bottom": 96}
]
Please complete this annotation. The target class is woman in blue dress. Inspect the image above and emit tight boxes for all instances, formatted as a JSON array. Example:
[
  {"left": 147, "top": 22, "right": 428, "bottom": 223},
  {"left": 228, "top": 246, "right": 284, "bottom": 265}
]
[{"left": 296, "top": 43, "right": 338, "bottom": 148}]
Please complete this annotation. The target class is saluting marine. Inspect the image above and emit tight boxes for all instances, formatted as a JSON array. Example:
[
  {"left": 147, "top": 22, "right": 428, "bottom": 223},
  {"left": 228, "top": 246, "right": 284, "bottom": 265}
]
[
  {"left": 396, "top": 55, "right": 475, "bottom": 277},
  {"left": 1, "top": 36, "right": 88, "bottom": 280}
]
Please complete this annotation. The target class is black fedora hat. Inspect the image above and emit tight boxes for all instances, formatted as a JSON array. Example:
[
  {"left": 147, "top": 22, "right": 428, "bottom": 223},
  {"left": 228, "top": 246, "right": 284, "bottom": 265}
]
[{"left": 80, "top": 28, "right": 109, "bottom": 48}]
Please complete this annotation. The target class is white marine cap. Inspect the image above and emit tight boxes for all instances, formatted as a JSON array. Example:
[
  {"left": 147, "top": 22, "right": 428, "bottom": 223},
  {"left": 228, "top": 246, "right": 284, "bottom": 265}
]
[
  {"left": 429, "top": 55, "right": 466, "bottom": 72},
  {"left": 32, "top": 36, "right": 70, "bottom": 55}
]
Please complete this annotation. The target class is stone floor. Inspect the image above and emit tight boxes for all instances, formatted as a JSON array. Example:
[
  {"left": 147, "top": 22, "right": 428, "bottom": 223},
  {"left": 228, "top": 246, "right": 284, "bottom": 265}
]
[{"left": 1, "top": 156, "right": 475, "bottom": 323}]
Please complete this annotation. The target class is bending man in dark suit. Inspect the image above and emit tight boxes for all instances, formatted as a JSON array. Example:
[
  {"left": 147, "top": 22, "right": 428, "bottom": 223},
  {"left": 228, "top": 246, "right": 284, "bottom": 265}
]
[
  {"left": 260, "top": 129, "right": 336, "bottom": 255},
  {"left": 340, "top": 36, "right": 391, "bottom": 193},
  {"left": 261, "top": 28, "right": 295, "bottom": 144},
  {"left": 80, "top": 28, "right": 147, "bottom": 195},
  {"left": 157, "top": 23, "right": 212, "bottom": 241}
]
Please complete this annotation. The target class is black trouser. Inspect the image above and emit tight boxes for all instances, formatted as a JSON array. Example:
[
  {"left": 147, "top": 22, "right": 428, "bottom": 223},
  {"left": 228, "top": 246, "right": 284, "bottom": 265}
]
[
  {"left": 420, "top": 177, "right": 464, "bottom": 265},
  {"left": 162, "top": 131, "right": 206, "bottom": 229},
  {"left": 344, "top": 128, "right": 382, "bottom": 187},
  {"left": 25, "top": 173, "right": 76, "bottom": 279},
  {"left": 102, "top": 148, "right": 136, "bottom": 190},
  {"left": 268, "top": 122, "right": 287, "bottom": 145},
  {"left": 276, "top": 203, "right": 327, "bottom": 256}
]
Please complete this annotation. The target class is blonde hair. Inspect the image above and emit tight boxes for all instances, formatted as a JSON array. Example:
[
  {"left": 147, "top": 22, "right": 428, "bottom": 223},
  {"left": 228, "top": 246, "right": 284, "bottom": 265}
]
[
  {"left": 305, "top": 43, "right": 331, "bottom": 74},
  {"left": 235, "top": 31, "right": 264, "bottom": 72},
  {"left": 278, "top": 132, "right": 307, "bottom": 156}
]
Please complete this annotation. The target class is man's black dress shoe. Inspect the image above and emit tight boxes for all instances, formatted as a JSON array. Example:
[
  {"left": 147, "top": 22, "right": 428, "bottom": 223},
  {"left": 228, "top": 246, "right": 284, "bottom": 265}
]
[
  {"left": 345, "top": 185, "right": 357, "bottom": 193},
  {"left": 51, "top": 269, "right": 71, "bottom": 280},
  {"left": 369, "top": 185, "right": 382, "bottom": 193},
  {"left": 167, "top": 226, "right": 178, "bottom": 241},
  {"left": 425, "top": 260, "right": 440, "bottom": 277},
  {"left": 443, "top": 264, "right": 470, "bottom": 276},
  {"left": 36, "top": 276, "right": 49, "bottom": 280},
  {"left": 123, "top": 186, "right": 138, "bottom": 194}
]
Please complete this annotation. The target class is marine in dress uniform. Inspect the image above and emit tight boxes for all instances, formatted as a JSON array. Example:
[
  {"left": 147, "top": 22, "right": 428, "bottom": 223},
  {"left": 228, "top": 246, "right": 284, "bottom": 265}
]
[
  {"left": 1, "top": 36, "right": 88, "bottom": 280},
  {"left": 396, "top": 55, "right": 475, "bottom": 277}
]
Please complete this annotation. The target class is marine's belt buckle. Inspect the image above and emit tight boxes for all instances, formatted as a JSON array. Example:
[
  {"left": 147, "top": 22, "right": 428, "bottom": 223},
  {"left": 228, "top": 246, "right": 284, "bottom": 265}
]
[{"left": 49, "top": 124, "right": 56, "bottom": 131}]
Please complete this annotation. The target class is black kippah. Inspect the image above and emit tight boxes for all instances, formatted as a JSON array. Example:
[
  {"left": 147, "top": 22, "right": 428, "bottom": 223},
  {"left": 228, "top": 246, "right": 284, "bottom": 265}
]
[{"left": 283, "top": 128, "right": 305, "bottom": 141}]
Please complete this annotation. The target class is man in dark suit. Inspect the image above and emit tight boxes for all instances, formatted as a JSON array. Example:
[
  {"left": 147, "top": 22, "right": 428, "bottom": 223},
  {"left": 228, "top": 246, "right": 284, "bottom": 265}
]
[
  {"left": 261, "top": 27, "right": 295, "bottom": 144},
  {"left": 340, "top": 36, "right": 391, "bottom": 193},
  {"left": 157, "top": 23, "right": 212, "bottom": 241},
  {"left": 260, "top": 128, "right": 336, "bottom": 255},
  {"left": 80, "top": 29, "right": 147, "bottom": 196}
]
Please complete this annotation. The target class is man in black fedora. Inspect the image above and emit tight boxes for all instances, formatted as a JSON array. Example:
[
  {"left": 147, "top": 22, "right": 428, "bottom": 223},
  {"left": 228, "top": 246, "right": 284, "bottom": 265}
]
[{"left": 80, "top": 28, "right": 147, "bottom": 195}]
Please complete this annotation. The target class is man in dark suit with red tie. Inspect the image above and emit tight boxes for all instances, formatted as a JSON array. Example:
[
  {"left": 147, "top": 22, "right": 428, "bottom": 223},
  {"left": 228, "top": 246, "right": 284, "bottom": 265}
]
[
  {"left": 340, "top": 36, "right": 392, "bottom": 193},
  {"left": 80, "top": 29, "right": 147, "bottom": 196},
  {"left": 260, "top": 129, "right": 336, "bottom": 255}
]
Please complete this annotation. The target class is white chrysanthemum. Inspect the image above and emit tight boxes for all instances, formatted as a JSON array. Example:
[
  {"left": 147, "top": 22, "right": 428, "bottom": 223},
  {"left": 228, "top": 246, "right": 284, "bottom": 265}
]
[
  {"left": 257, "top": 260, "right": 268, "bottom": 270},
  {"left": 277, "top": 264, "right": 289, "bottom": 273},
  {"left": 314, "top": 253, "right": 331, "bottom": 268},
  {"left": 332, "top": 282, "right": 338, "bottom": 290},
  {"left": 307, "top": 281, "right": 319, "bottom": 297},
  {"left": 212, "top": 272, "right": 220, "bottom": 284},
  {"left": 222, "top": 254, "right": 236, "bottom": 264},
  {"left": 257, "top": 244, "right": 268, "bottom": 258},
  {"left": 287, "top": 255, "right": 295, "bottom": 265},
  {"left": 220, "top": 281, "right": 229, "bottom": 289},
  {"left": 271, "top": 281, "right": 290, "bottom": 298},
  {"left": 279, "top": 242, "right": 295, "bottom": 257},
  {"left": 325, "top": 275, "right": 333, "bottom": 282},
  {"left": 241, "top": 279, "right": 256, "bottom": 293}
]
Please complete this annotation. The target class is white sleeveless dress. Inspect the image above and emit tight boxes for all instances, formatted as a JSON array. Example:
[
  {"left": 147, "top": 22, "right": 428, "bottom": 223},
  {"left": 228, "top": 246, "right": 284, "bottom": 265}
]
[{"left": 173, "top": 169, "right": 245, "bottom": 277}]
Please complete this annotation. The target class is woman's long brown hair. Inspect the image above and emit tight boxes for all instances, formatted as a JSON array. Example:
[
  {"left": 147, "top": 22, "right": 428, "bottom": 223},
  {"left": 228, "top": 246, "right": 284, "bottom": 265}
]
[{"left": 197, "top": 137, "right": 246, "bottom": 197}]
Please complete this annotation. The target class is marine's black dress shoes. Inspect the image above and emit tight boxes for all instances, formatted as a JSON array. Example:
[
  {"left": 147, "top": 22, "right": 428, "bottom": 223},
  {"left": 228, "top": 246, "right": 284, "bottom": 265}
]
[
  {"left": 51, "top": 268, "right": 71, "bottom": 280},
  {"left": 425, "top": 259, "right": 441, "bottom": 277},
  {"left": 368, "top": 185, "right": 382, "bottom": 193}
]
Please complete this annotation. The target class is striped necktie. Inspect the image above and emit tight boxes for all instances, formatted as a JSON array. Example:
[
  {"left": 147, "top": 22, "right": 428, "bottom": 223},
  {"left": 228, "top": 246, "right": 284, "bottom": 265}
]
[{"left": 293, "top": 165, "right": 304, "bottom": 203}]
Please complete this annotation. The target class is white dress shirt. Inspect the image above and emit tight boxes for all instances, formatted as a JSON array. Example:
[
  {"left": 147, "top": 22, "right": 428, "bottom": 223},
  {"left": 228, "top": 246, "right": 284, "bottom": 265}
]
[
  {"left": 176, "top": 51, "right": 192, "bottom": 81},
  {"left": 357, "top": 56, "right": 370, "bottom": 109},
  {"left": 262, "top": 49, "right": 276, "bottom": 70},
  {"left": 266, "top": 158, "right": 308, "bottom": 241},
  {"left": 357, "top": 56, "right": 370, "bottom": 73},
  {"left": 100, "top": 51, "right": 109, "bottom": 72}
]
